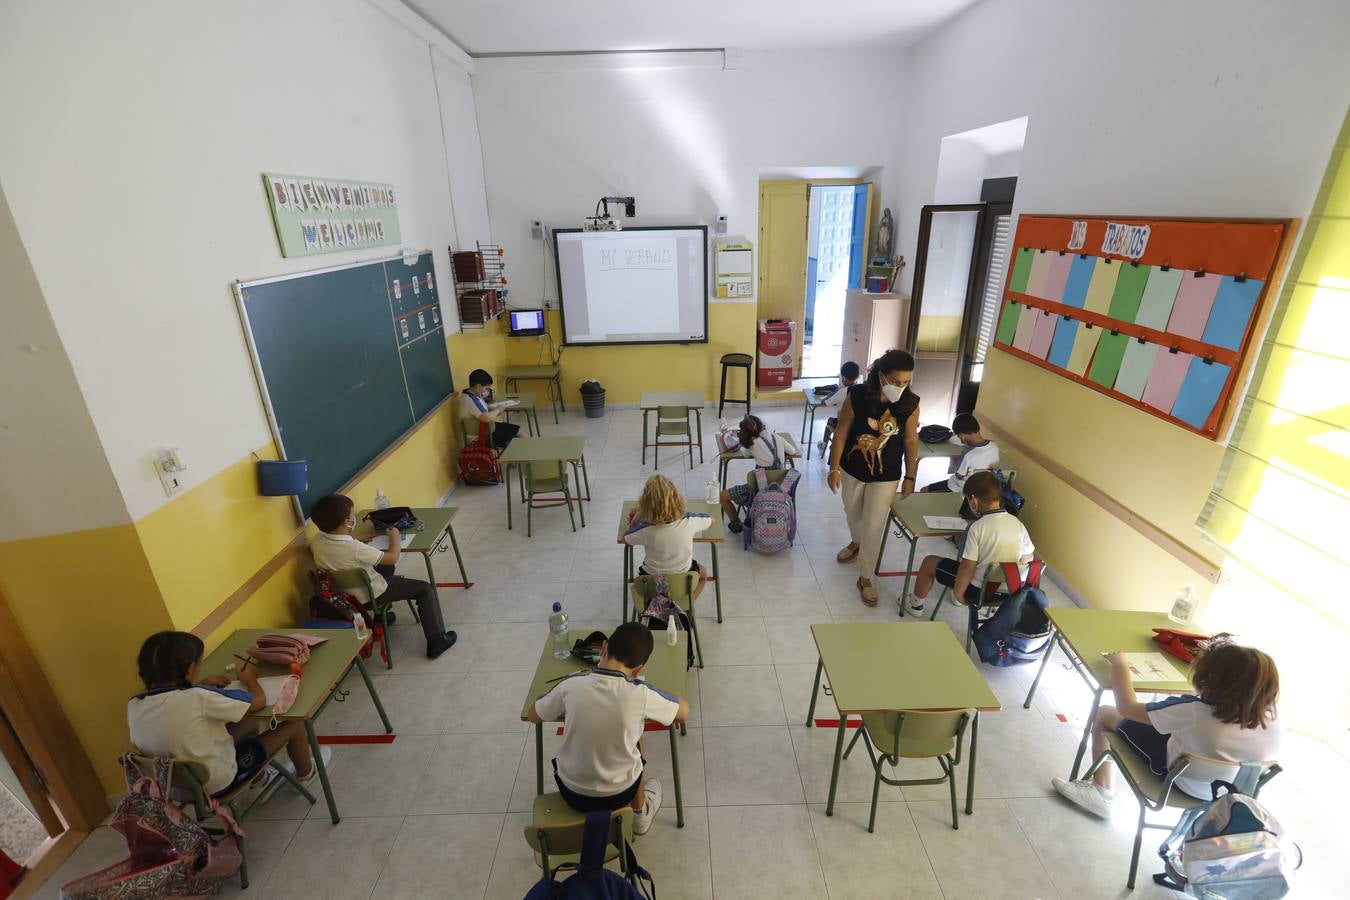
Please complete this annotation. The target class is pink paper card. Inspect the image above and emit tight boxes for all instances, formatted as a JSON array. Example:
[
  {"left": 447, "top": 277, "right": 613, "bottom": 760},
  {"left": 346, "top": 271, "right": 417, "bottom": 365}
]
[
  {"left": 1012, "top": 305, "right": 1039, "bottom": 351},
  {"left": 1041, "top": 252, "right": 1073, "bottom": 302},
  {"left": 1025, "top": 251, "right": 1053, "bottom": 298},
  {"left": 1028, "top": 311, "right": 1059, "bottom": 359},
  {"left": 1166, "top": 272, "right": 1222, "bottom": 339},
  {"left": 1141, "top": 349, "right": 1194, "bottom": 412}
]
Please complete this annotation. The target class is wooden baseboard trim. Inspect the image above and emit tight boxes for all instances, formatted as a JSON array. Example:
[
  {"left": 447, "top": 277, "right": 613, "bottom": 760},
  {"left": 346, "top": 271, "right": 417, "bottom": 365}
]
[{"left": 11, "top": 829, "right": 88, "bottom": 900}]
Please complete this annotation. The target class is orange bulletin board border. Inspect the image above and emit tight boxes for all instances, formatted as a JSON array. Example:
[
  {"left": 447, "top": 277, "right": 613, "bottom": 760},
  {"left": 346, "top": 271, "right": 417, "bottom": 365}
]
[{"left": 991, "top": 214, "right": 1295, "bottom": 440}]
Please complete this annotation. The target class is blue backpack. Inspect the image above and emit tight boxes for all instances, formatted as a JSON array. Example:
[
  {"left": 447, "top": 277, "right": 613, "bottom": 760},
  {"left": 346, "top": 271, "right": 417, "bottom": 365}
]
[
  {"left": 971, "top": 561, "right": 1052, "bottom": 667},
  {"left": 524, "top": 810, "right": 654, "bottom": 900}
]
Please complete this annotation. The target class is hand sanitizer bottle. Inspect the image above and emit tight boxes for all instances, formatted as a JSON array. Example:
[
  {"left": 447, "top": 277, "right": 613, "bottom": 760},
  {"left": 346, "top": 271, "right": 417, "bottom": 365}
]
[
  {"left": 666, "top": 615, "right": 678, "bottom": 646},
  {"left": 1168, "top": 584, "right": 1196, "bottom": 626},
  {"left": 374, "top": 488, "right": 390, "bottom": 510},
  {"left": 705, "top": 474, "right": 719, "bottom": 505}
]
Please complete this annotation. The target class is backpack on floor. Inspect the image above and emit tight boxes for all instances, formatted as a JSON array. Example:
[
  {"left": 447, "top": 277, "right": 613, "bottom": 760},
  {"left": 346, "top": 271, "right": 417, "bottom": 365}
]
[
  {"left": 61, "top": 755, "right": 242, "bottom": 900},
  {"left": 638, "top": 577, "right": 695, "bottom": 670},
  {"left": 1156, "top": 780, "right": 1300, "bottom": 898},
  {"left": 971, "top": 561, "right": 1052, "bottom": 667},
  {"left": 458, "top": 421, "right": 501, "bottom": 485},
  {"left": 524, "top": 809, "right": 654, "bottom": 900},
  {"left": 744, "top": 467, "right": 800, "bottom": 554}
]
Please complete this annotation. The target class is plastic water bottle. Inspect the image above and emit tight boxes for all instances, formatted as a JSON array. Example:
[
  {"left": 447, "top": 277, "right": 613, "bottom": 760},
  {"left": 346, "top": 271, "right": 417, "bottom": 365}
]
[
  {"left": 549, "top": 602, "right": 570, "bottom": 660},
  {"left": 374, "top": 488, "right": 391, "bottom": 510},
  {"left": 1168, "top": 584, "right": 1196, "bottom": 626},
  {"left": 352, "top": 612, "right": 369, "bottom": 641},
  {"left": 666, "top": 615, "right": 678, "bottom": 646},
  {"left": 705, "top": 474, "right": 719, "bottom": 505}
]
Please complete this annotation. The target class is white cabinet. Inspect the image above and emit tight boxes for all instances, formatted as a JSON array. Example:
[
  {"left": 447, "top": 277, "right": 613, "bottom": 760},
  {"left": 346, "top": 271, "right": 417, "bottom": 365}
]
[{"left": 841, "top": 290, "right": 910, "bottom": 372}]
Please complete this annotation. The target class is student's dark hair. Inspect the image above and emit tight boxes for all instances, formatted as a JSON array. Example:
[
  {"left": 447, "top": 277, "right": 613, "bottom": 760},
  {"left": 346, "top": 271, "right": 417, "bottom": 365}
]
[
  {"left": 737, "top": 414, "right": 766, "bottom": 448},
  {"left": 606, "top": 622, "right": 655, "bottom": 669},
  {"left": 840, "top": 361, "right": 861, "bottom": 381},
  {"left": 952, "top": 413, "right": 981, "bottom": 436},
  {"left": 864, "top": 349, "right": 915, "bottom": 396},
  {"left": 310, "top": 494, "right": 354, "bottom": 532},
  {"left": 1192, "top": 635, "right": 1279, "bottom": 730},
  {"left": 963, "top": 470, "right": 1002, "bottom": 504},
  {"left": 137, "top": 631, "right": 205, "bottom": 690},
  {"left": 467, "top": 369, "right": 493, "bottom": 388}
]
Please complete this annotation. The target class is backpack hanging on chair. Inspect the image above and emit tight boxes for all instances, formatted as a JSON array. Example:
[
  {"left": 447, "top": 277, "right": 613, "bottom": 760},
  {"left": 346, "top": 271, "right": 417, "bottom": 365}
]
[
  {"left": 744, "top": 467, "right": 800, "bottom": 554},
  {"left": 524, "top": 809, "right": 655, "bottom": 900},
  {"left": 971, "top": 561, "right": 1052, "bottom": 666},
  {"left": 458, "top": 420, "right": 501, "bottom": 485},
  {"left": 638, "top": 575, "right": 695, "bottom": 670}
]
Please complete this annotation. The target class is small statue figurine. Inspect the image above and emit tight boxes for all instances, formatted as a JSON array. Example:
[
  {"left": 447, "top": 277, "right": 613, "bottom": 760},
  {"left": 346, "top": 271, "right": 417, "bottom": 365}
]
[{"left": 873, "top": 207, "right": 895, "bottom": 263}]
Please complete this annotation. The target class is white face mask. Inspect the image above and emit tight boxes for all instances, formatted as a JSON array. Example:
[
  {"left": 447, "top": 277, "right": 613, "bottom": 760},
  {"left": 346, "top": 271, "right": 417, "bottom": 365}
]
[{"left": 881, "top": 382, "right": 905, "bottom": 402}]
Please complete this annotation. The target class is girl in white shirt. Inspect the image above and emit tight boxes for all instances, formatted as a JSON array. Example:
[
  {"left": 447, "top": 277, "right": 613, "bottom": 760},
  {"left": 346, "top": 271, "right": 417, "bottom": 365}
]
[
  {"left": 718, "top": 415, "right": 787, "bottom": 533},
  {"left": 623, "top": 474, "right": 711, "bottom": 600}
]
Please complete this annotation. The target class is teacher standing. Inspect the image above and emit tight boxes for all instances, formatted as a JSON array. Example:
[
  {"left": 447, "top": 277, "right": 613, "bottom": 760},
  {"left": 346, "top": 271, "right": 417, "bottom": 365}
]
[{"left": 827, "top": 349, "right": 920, "bottom": 607}]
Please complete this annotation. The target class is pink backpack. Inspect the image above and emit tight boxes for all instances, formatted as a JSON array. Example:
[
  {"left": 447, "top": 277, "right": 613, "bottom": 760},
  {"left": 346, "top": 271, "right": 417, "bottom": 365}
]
[{"left": 745, "top": 468, "right": 800, "bottom": 554}]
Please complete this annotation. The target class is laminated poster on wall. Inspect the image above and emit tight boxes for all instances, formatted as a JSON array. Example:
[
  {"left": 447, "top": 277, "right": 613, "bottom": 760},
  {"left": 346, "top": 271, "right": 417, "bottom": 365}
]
[
  {"left": 1028, "top": 310, "right": 1059, "bottom": 359},
  {"left": 1202, "top": 276, "right": 1264, "bottom": 351},
  {"left": 1060, "top": 254, "right": 1096, "bottom": 308},
  {"left": 1171, "top": 358, "right": 1232, "bottom": 429},
  {"left": 1025, "top": 250, "right": 1054, "bottom": 297},
  {"left": 1167, "top": 272, "right": 1223, "bottom": 339},
  {"left": 1046, "top": 317, "right": 1079, "bottom": 369},
  {"left": 1065, "top": 323, "right": 1102, "bottom": 377},
  {"left": 1133, "top": 266, "right": 1184, "bottom": 329},
  {"left": 1106, "top": 263, "right": 1150, "bottom": 322},
  {"left": 1082, "top": 258, "right": 1122, "bottom": 315},
  {"left": 1114, "top": 340, "right": 1161, "bottom": 401},
  {"left": 1041, "top": 252, "right": 1073, "bottom": 302},
  {"left": 1140, "top": 349, "right": 1192, "bottom": 412},
  {"left": 261, "top": 172, "right": 401, "bottom": 258}
]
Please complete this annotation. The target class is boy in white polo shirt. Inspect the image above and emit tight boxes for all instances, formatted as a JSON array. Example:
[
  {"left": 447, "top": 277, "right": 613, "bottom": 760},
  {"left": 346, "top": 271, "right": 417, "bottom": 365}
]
[
  {"left": 528, "top": 622, "right": 689, "bottom": 834},
  {"left": 904, "top": 470, "right": 1033, "bottom": 614},
  {"left": 922, "top": 412, "right": 1000, "bottom": 494}
]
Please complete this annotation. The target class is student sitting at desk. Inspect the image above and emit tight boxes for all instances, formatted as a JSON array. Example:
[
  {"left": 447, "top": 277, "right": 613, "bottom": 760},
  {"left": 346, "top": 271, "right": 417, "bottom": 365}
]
[
  {"left": 308, "top": 495, "right": 457, "bottom": 659},
  {"left": 625, "top": 474, "right": 711, "bottom": 599},
  {"left": 921, "top": 412, "right": 1000, "bottom": 494},
  {"left": 527, "top": 622, "right": 689, "bottom": 835},
  {"left": 903, "top": 471, "right": 1032, "bottom": 615},
  {"left": 459, "top": 368, "right": 520, "bottom": 449},
  {"left": 718, "top": 415, "right": 788, "bottom": 534},
  {"left": 817, "top": 360, "right": 861, "bottom": 457},
  {"left": 127, "top": 631, "right": 330, "bottom": 798}
]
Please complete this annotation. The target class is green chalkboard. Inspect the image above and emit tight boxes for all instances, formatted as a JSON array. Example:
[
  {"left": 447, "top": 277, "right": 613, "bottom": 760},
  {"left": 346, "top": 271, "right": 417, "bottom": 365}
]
[{"left": 235, "top": 251, "right": 454, "bottom": 518}]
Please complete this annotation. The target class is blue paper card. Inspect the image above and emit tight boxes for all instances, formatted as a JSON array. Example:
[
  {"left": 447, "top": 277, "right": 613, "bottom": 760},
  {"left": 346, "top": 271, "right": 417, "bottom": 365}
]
[
  {"left": 1060, "top": 255, "right": 1096, "bottom": 308},
  {"left": 1200, "top": 276, "right": 1263, "bottom": 351},
  {"left": 1171, "top": 358, "right": 1232, "bottom": 429},
  {"left": 1047, "top": 317, "right": 1079, "bottom": 368}
]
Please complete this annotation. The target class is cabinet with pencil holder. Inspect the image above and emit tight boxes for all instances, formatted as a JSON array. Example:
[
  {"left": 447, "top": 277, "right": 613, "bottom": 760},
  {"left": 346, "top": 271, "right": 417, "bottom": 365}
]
[{"left": 450, "top": 242, "right": 508, "bottom": 329}]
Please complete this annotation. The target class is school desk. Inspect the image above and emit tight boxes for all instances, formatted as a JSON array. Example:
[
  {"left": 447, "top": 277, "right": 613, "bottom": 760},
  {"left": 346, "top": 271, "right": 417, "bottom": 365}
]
[
  {"left": 638, "top": 392, "right": 705, "bottom": 465},
  {"left": 460, "top": 393, "right": 541, "bottom": 443},
  {"left": 498, "top": 435, "right": 591, "bottom": 530},
  {"left": 1022, "top": 608, "right": 1201, "bottom": 779},
  {"left": 716, "top": 432, "right": 802, "bottom": 487},
  {"left": 917, "top": 438, "right": 967, "bottom": 461},
  {"left": 202, "top": 628, "right": 391, "bottom": 824},
  {"left": 520, "top": 628, "right": 690, "bottom": 827},
  {"left": 798, "top": 392, "right": 833, "bottom": 460},
  {"left": 618, "top": 499, "right": 725, "bottom": 623},
  {"left": 354, "top": 506, "right": 471, "bottom": 589},
  {"left": 873, "top": 492, "right": 966, "bottom": 602},
  {"left": 806, "top": 622, "right": 1000, "bottom": 817},
  {"left": 503, "top": 365, "right": 563, "bottom": 424}
]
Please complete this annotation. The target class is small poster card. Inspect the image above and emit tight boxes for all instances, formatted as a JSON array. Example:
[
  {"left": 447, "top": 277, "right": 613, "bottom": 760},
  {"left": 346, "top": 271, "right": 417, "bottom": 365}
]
[
  {"left": 269, "top": 177, "right": 289, "bottom": 208},
  {"left": 375, "top": 220, "right": 386, "bottom": 240},
  {"left": 344, "top": 220, "right": 357, "bottom": 244},
  {"left": 331, "top": 218, "right": 345, "bottom": 247},
  {"left": 417, "top": 311, "right": 425, "bottom": 329},
  {"left": 392, "top": 280, "right": 401, "bottom": 300},
  {"left": 431, "top": 307, "right": 439, "bottom": 325},
  {"left": 367, "top": 218, "right": 379, "bottom": 241},
  {"left": 355, "top": 219, "right": 367, "bottom": 242},
  {"left": 923, "top": 516, "right": 967, "bottom": 531},
  {"left": 425, "top": 271, "right": 434, "bottom": 291},
  {"left": 327, "top": 182, "right": 341, "bottom": 208},
  {"left": 411, "top": 275, "right": 420, "bottom": 295},
  {"left": 1113, "top": 652, "right": 1186, "bottom": 684},
  {"left": 300, "top": 219, "right": 318, "bottom": 250},
  {"left": 285, "top": 179, "right": 302, "bottom": 209},
  {"left": 387, "top": 186, "right": 396, "bottom": 207},
  {"left": 317, "top": 220, "right": 333, "bottom": 248},
  {"left": 301, "top": 180, "right": 318, "bottom": 210},
  {"left": 400, "top": 318, "right": 409, "bottom": 339},
  {"left": 340, "top": 185, "right": 352, "bottom": 208}
]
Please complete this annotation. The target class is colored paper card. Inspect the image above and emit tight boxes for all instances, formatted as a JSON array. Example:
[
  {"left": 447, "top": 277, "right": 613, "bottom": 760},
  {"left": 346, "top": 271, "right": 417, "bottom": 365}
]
[
  {"left": 1065, "top": 324, "right": 1103, "bottom": 376},
  {"left": 1134, "top": 267, "right": 1184, "bottom": 329},
  {"left": 1009, "top": 248, "right": 1036, "bottom": 294},
  {"left": 1042, "top": 252, "right": 1073, "bottom": 302},
  {"left": 1025, "top": 251, "right": 1053, "bottom": 298},
  {"left": 1029, "top": 311, "right": 1059, "bottom": 359},
  {"left": 1114, "top": 340, "right": 1161, "bottom": 400},
  {"left": 1107, "top": 262, "right": 1150, "bottom": 322},
  {"left": 1082, "top": 258, "right": 1122, "bottom": 314},
  {"left": 1047, "top": 317, "right": 1079, "bottom": 368},
  {"left": 1166, "top": 272, "right": 1222, "bottom": 339},
  {"left": 1201, "top": 276, "right": 1263, "bottom": 351},
  {"left": 994, "top": 300, "right": 1021, "bottom": 345},
  {"left": 1140, "top": 348, "right": 1193, "bottom": 412},
  {"left": 1171, "top": 358, "right": 1232, "bottom": 429},
  {"left": 1087, "top": 331, "right": 1131, "bottom": 387},
  {"left": 1061, "top": 255, "right": 1096, "bottom": 308},
  {"left": 1012, "top": 305, "right": 1040, "bottom": 351}
]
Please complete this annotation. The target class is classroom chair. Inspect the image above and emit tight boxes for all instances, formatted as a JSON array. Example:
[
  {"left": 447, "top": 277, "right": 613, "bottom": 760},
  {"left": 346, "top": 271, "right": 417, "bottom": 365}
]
[
  {"left": 524, "top": 460, "right": 578, "bottom": 538},
  {"left": 629, "top": 571, "right": 703, "bottom": 668},
  {"left": 926, "top": 564, "right": 1010, "bottom": 651},
  {"left": 718, "top": 352, "right": 753, "bottom": 417},
  {"left": 307, "top": 568, "right": 415, "bottom": 670},
  {"left": 842, "top": 709, "right": 973, "bottom": 832},
  {"left": 523, "top": 795, "right": 635, "bottom": 882},
  {"left": 1084, "top": 736, "right": 1281, "bottom": 889},
  {"left": 653, "top": 406, "right": 698, "bottom": 469},
  {"left": 127, "top": 753, "right": 316, "bottom": 889}
]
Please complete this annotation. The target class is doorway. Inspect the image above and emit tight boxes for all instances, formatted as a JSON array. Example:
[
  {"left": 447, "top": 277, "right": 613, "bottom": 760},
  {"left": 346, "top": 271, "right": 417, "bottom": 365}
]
[{"left": 803, "top": 184, "right": 868, "bottom": 377}]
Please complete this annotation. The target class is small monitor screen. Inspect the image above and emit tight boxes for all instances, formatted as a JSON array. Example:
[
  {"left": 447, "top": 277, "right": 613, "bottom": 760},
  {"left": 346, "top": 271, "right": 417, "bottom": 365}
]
[{"left": 508, "top": 309, "right": 546, "bottom": 335}]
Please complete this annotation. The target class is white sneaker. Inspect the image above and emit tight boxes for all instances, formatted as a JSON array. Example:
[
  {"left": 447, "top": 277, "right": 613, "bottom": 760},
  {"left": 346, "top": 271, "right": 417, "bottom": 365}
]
[
  {"left": 632, "top": 779, "right": 662, "bottom": 835},
  {"left": 1051, "top": 777, "right": 1112, "bottom": 819},
  {"left": 283, "top": 746, "right": 333, "bottom": 790},
  {"left": 906, "top": 594, "right": 925, "bottom": 614}
]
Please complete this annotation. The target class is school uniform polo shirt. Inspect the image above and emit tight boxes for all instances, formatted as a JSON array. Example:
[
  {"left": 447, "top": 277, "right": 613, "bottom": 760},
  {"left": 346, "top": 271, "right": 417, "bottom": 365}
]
[
  {"left": 310, "top": 531, "right": 386, "bottom": 598},
  {"left": 948, "top": 439, "right": 1001, "bottom": 492},
  {"left": 534, "top": 667, "right": 681, "bottom": 797},
  {"left": 127, "top": 686, "right": 253, "bottom": 794},
  {"left": 1146, "top": 695, "right": 1283, "bottom": 799},
  {"left": 959, "top": 508, "right": 1034, "bottom": 588}
]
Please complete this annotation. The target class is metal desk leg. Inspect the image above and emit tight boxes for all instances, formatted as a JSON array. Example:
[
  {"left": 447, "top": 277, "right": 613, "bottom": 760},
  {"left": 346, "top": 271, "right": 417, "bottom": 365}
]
[
  {"left": 422, "top": 551, "right": 436, "bottom": 586},
  {"left": 535, "top": 721, "right": 544, "bottom": 796},
  {"left": 641, "top": 409, "right": 650, "bottom": 465},
  {"left": 505, "top": 463, "right": 514, "bottom": 530},
  {"left": 580, "top": 454, "right": 591, "bottom": 500},
  {"left": 1024, "top": 629, "right": 1061, "bottom": 709},
  {"left": 446, "top": 525, "right": 470, "bottom": 588},
  {"left": 710, "top": 542, "right": 723, "bottom": 623},
  {"left": 569, "top": 462, "right": 587, "bottom": 528},
  {"left": 553, "top": 374, "right": 563, "bottom": 419},
  {"left": 304, "top": 719, "right": 340, "bottom": 823},
  {"left": 826, "top": 716, "right": 847, "bottom": 816},
  {"left": 966, "top": 712, "right": 979, "bottom": 815},
  {"left": 874, "top": 511, "right": 895, "bottom": 579},
  {"left": 621, "top": 545, "right": 632, "bottom": 621},
  {"left": 900, "top": 526, "right": 919, "bottom": 602},
  {"left": 669, "top": 726, "right": 684, "bottom": 827},
  {"left": 531, "top": 409, "right": 540, "bottom": 435},
  {"left": 355, "top": 657, "right": 393, "bottom": 733},
  {"left": 805, "top": 659, "right": 823, "bottom": 726},
  {"left": 1071, "top": 688, "right": 1105, "bottom": 780},
  {"left": 694, "top": 409, "right": 704, "bottom": 464}
]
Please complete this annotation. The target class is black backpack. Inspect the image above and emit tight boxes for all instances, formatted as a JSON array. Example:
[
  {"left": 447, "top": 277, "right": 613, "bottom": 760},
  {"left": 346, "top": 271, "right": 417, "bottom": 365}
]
[
  {"left": 972, "top": 561, "right": 1052, "bottom": 667},
  {"left": 959, "top": 468, "right": 1025, "bottom": 520},
  {"left": 919, "top": 424, "right": 953, "bottom": 443}
]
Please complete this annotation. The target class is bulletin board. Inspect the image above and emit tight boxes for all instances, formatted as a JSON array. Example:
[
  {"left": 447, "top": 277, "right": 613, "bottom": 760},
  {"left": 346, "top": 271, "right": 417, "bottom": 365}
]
[
  {"left": 262, "top": 173, "right": 402, "bottom": 258},
  {"left": 991, "top": 215, "right": 1293, "bottom": 439}
]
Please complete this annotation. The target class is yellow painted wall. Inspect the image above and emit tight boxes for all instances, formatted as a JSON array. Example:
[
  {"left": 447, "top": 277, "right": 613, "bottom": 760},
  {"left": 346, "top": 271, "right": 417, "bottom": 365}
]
[
  {"left": 447, "top": 319, "right": 508, "bottom": 403},
  {"left": 977, "top": 350, "right": 1225, "bottom": 612}
]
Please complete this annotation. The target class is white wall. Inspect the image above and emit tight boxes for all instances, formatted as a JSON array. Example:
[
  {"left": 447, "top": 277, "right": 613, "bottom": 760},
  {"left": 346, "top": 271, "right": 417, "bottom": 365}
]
[
  {"left": 470, "top": 49, "right": 909, "bottom": 305},
  {"left": 0, "top": 0, "right": 490, "bottom": 522},
  {"left": 895, "top": 0, "right": 1350, "bottom": 297}
]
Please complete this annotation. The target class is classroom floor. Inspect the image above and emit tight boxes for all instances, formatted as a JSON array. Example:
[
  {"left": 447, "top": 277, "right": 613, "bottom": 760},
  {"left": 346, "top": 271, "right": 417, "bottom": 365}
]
[{"left": 31, "top": 405, "right": 1347, "bottom": 899}]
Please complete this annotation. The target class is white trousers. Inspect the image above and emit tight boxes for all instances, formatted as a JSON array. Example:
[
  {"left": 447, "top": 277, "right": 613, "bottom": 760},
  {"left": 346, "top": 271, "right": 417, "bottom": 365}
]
[{"left": 840, "top": 472, "right": 900, "bottom": 581}]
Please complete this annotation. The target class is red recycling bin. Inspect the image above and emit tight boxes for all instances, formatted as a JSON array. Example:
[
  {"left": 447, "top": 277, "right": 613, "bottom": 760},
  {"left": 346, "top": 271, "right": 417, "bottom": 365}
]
[{"left": 756, "top": 319, "right": 796, "bottom": 387}]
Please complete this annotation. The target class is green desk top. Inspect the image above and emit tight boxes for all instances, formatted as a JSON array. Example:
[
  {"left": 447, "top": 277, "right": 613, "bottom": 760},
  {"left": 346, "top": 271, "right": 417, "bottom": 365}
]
[
  {"left": 201, "top": 628, "right": 364, "bottom": 721},
  {"left": 717, "top": 432, "right": 801, "bottom": 461},
  {"left": 812, "top": 622, "right": 1000, "bottom": 714},
  {"left": 918, "top": 439, "right": 966, "bottom": 460},
  {"left": 639, "top": 392, "right": 706, "bottom": 409},
  {"left": 353, "top": 506, "right": 456, "bottom": 553},
  {"left": 498, "top": 435, "right": 587, "bottom": 464},
  {"left": 1047, "top": 609, "right": 1198, "bottom": 694},
  {"left": 617, "top": 499, "right": 725, "bottom": 544},
  {"left": 503, "top": 393, "right": 536, "bottom": 410},
  {"left": 504, "top": 365, "right": 561, "bottom": 379},
  {"left": 889, "top": 492, "right": 966, "bottom": 536},
  {"left": 520, "top": 628, "right": 689, "bottom": 720}
]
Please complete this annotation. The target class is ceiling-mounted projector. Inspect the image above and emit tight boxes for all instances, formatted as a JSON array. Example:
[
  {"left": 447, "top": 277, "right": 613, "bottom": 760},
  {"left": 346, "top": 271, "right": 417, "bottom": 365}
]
[{"left": 584, "top": 195, "right": 636, "bottom": 231}]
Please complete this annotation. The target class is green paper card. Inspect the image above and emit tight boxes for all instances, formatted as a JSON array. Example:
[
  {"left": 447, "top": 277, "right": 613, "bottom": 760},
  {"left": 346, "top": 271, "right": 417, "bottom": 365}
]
[
  {"left": 995, "top": 300, "right": 1021, "bottom": 345},
  {"left": 1009, "top": 248, "right": 1036, "bottom": 294},
  {"left": 1107, "top": 263, "right": 1151, "bottom": 322},
  {"left": 1087, "top": 332, "right": 1131, "bottom": 387}
]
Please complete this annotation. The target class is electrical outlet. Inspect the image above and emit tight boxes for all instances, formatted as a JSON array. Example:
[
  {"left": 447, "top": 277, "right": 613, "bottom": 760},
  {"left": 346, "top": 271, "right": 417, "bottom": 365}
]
[
  {"left": 530, "top": 220, "right": 545, "bottom": 240},
  {"left": 155, "top": 448, "right": 186, "bottom": 497}
]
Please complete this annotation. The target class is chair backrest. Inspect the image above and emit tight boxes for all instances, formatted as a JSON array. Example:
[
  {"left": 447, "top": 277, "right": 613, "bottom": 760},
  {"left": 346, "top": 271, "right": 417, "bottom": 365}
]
[
  {"left": 127, "top": 753, "right": 213, "bottom": 812},
  {"left": 522, "top": 806, "right": 632, "bottom": 869},
  {"left": 657, "top": 405, "right": 690, "bottom": 421},
  {"left": 882, "top": 708, "right": 972, "bottom": 759},
  {"left": 631, "top": 572, "right": 699, "bottom": 610},
  {"left": 744, "top": 468, "right": 792, "bottom": 491},
  {"left": 309, "top": 567, "right": 375, "bottom": 596},
  {"left": 1173, "top": 753, "right": 1280, "bottom": 797},
  {"left": 526, "top": 459, "right": 567, "bottom": 486},
  {"left": 459, "top": 417, "right": 478, "bottom": 445}
]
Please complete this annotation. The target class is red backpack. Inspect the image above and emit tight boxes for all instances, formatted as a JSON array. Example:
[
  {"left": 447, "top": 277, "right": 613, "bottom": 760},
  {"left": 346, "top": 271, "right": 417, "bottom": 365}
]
[
  {"left": 458, "top": 421, "right": 501, "bottom": 485},
  {"left": 309, "top": 570, "right": 387, "bottom": 664}
]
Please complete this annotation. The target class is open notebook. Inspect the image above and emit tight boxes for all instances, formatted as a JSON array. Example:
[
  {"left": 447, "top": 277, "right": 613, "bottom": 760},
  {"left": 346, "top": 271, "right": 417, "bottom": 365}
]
[
  {"left": 224, "top": 675, "right": 291, "bottom": 706},
  {"left": 366, "top": 533, "right": 416, "bottom": 551}
]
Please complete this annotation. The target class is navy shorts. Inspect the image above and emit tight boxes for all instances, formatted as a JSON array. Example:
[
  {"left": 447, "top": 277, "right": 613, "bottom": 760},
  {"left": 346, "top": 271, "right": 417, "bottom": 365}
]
[
  {"left": 934, "top": 557, "right": 983, "bottom": 603},
  {"left": 1114, "top": 719, "right": 1171, "bottom": 777},
  {"left": 213, "top": 737, "right": 269, "bottom": 798},
  {"left": 553, "top": 758, "right": 643, "bottom": 812}
]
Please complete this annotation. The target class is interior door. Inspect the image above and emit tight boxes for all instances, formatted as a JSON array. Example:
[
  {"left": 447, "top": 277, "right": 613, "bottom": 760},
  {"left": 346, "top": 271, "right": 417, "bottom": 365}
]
[{"left": 955, "top": 203, "right": 1013, "bottom": 412}]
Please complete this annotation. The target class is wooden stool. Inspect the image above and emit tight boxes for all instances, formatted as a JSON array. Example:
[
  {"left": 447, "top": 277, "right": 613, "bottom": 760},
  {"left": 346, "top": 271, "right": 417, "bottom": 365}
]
[{"left": 718, "top": 353, "right": 753, "bottom": 417}]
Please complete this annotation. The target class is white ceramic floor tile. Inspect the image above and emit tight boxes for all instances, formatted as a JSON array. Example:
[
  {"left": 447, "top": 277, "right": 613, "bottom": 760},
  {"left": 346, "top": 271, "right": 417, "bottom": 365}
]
[
  {"left": 443, "top": 669, "right": 534, "bottom": 733},
  {"left": 631, "top": 806, "right": 713, "bottom": 900},
  {"left": 707, "top": 805, "right": 827, "bottom": 899},
  {"left": 697, "top": 664, "right": 786, "bottom": 726},
  {"left": 808, "top": 802, "right": 944, "bottom": 898},
  {"left": 371, "top": 813, "right": 503, "bottom": 899},
  {"left": 702, "top": 726, "right": 805, "bottom": 806},
  {"left": 264, "top": 815, "right": 403, "bottom": 899},
  {"left": 360, "top": 673, "right": 463, "bottom": 735},
  {"left": 689, "top": 616, "right": 772, "bottom": 665},
  {"left": 411, "top": 731, "right": 527, "bottom": 815},
  {"left": 909, "top": 798, "right": 1060, "bottom": 899}
]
